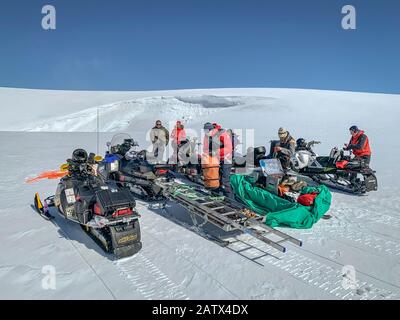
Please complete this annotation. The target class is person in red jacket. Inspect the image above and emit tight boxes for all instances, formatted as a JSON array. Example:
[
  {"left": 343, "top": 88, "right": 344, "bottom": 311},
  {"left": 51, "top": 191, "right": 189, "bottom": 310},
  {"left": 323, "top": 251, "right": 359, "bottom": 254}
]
[
  {"left": 170, "top": 121, "right": 188, "bottom": 165},
  {"left": 203, "top": 122, "right": 233, "bottom": 197},
  {"left": 171, "top": 121, "right": 187, "bottom": 147},
  {"left": 344, "top": 125, "right": 372, "bottom": 166}
]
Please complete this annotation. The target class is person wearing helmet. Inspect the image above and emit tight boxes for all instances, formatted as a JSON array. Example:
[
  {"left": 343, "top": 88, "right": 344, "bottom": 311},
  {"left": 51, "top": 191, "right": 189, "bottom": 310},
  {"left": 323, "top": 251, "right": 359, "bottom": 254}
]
[
  {"left": 344, "top": 125, "right": 371, "bottom": 166},
  {"left": 274, "top": 127, "right": 296, "bottom": 169},
  {"left": 203, "top": 122, "right": 233, "bottom": 197}
]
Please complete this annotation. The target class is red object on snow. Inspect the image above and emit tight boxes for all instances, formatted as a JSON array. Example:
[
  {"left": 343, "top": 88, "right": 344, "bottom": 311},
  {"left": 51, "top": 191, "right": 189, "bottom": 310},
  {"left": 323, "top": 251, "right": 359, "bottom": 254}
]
[
  {"left": 297, "top": 192, "right": 318, "bottom": 206},
  {"left": 336, "top": 160, "right": 349, "bottom": 169}
]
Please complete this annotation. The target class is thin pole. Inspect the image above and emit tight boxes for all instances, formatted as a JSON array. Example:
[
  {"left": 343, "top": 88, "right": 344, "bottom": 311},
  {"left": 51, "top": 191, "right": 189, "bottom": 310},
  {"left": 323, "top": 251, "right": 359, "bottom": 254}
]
[{"left": 97, "top": 108, "right": 100, "bottom": 155}]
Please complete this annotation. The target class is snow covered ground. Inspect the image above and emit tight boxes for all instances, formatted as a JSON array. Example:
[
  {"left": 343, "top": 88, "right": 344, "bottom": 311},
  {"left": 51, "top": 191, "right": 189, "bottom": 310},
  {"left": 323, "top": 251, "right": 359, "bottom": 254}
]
[{"left": 1, "top": 87, "right": 400, "bottom": 299}]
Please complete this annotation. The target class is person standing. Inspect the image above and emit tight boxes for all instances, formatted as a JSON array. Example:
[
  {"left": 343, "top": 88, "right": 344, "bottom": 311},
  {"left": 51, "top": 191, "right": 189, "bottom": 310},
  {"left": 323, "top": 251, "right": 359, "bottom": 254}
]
[
  {"left": 203, "top": 122, "right": 233, "bottom": 197},
  {"left": 170, "top": 121, "right": 187, "bottom": 164},
  {"left": 150, "top": 120, "right": 169, "bottom": 161}
]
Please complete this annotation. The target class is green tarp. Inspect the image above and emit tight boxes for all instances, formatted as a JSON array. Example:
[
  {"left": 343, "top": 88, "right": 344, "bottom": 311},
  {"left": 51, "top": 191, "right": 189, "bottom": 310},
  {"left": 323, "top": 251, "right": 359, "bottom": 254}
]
[{"left": 230, "top": 174, "right": 332, "bottom": 229}]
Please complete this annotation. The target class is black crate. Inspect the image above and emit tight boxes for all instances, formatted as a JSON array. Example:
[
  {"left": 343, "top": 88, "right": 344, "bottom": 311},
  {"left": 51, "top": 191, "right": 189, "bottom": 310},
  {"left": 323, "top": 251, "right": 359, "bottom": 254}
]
[{"left": 96, "top": 188, "right": 136, "bottom": 215}]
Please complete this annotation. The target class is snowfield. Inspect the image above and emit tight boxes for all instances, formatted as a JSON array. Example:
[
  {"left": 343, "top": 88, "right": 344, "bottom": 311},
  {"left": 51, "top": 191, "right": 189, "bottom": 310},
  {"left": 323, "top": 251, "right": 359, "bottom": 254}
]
[{"left": 0, "top": 87, "right": 400, "bottom": 299}]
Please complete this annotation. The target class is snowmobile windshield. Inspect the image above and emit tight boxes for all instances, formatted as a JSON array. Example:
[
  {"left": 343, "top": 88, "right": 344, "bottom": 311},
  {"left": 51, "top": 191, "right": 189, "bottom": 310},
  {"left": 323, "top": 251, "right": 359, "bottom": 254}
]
[
  {"left": 109, "top": 133, "right": 138, "bottom": 157},
  {"left": 110, "top": 133, "right": 134, "bottom": 149}
]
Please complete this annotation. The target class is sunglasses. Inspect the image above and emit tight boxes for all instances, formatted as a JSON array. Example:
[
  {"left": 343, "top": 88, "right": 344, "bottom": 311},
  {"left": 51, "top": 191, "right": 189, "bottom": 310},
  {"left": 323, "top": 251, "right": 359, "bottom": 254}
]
[{"left": 156, "top": 123, "right": 161, "bottom": 126}]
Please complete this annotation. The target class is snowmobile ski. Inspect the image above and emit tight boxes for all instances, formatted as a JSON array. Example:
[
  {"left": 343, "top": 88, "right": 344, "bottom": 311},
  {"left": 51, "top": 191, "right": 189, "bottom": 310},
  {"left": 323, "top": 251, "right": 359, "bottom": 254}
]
[{"left": 34, "top": 193, "right": 55, "bottom": 220}]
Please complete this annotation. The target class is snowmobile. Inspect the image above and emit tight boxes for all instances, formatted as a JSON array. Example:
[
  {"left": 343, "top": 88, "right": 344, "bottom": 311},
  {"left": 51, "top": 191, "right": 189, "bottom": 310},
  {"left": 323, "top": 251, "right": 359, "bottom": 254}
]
[
  {"left": 34, "top": 148, "right": 142, "bottom": 259},
  {"left": 106, "top": 133, "right": 173, "bottom": 201},
  {"left": 269, "top": 139, "right": 378, "bottom": 195}
]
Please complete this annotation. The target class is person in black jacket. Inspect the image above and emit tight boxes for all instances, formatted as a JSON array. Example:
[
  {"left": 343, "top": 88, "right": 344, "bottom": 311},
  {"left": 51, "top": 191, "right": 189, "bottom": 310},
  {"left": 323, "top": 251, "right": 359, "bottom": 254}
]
[{"left": 274, "top": 127, "right": 296, "bottom": 169}]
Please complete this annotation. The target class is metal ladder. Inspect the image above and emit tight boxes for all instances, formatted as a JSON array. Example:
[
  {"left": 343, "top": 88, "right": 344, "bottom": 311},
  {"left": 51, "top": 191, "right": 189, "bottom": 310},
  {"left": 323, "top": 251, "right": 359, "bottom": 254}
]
[{"left": 161, "top": 182, "right": 302, "bottom": 253}]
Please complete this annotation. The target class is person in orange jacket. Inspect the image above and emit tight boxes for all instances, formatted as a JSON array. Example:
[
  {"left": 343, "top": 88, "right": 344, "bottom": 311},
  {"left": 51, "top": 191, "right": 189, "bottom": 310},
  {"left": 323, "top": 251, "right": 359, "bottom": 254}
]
[
  {"left": 344, "top": 125, "right": 372, "bottom": 166},
  {"left": 203, "top": 122, "right": 233, "bottom": 196}
]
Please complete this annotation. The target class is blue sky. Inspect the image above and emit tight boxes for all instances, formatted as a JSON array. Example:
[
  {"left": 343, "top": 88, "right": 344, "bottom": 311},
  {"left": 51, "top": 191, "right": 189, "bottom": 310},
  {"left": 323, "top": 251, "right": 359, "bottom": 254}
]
[{"left": 0, "top": 0, "right": 399, "bottom": 93}]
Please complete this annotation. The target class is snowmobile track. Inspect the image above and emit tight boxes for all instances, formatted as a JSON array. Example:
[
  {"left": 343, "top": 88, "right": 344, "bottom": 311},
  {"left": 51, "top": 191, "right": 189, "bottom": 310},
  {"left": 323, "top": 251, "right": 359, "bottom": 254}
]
[
  {"left": 139, "top": 197, "right": 400, "bottom": 299},
  {"left": 228, "top": 235, "right": 400, "bottom": 300},
  {"left": 332, "top": 203, "right": 400, "bottom": 233},
  {"left": 115, "top": 253, "right": 190, "bottom": 300},
  {"left": 316, "top": 221, "right": 400, "bottom": 257},
  {"left": 366, "top": 213, "right": 400, "bottom": 230},
  {"left": 44, "top": 211, "right": 118, "bottom": 299}
]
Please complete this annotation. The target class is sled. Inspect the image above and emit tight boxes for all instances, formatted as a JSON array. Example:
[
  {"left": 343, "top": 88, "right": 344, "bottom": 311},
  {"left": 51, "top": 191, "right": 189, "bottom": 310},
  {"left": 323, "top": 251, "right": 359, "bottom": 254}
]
[{"left": 158, "top": 181, "right": 302, "bottom": 253}]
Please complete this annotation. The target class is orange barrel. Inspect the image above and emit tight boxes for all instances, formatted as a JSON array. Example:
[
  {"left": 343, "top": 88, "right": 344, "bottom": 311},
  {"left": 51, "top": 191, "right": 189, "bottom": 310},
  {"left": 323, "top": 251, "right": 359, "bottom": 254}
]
[{"left": 202, "top": 154, "right": 220, "bottom": 189}]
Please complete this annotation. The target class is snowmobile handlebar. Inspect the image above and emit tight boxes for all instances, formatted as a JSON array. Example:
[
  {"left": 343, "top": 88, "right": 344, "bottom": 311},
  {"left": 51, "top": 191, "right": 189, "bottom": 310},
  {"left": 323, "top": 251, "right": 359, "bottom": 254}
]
[{"left": 66, "top": 158, "right": 95, "bottom": 177}]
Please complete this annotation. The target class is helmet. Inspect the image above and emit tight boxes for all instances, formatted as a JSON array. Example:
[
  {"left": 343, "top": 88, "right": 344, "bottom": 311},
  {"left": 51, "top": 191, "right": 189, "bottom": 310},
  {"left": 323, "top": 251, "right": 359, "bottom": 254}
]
[
  {"left": 349, "top": 125, "right": 359, "bottom": 133},
  {"left": 72, "top": 149, "right": 88, "bottom": 163},
  {"left": 296, "top": 138, "right": 306, "bottom": 148},
  {"left": 203, "top": 122, "right": 214, "bottom": 130}
]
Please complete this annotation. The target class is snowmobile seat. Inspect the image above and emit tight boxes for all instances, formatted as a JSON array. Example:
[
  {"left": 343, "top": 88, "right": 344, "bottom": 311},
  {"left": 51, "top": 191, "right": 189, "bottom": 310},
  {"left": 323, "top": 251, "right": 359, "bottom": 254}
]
[
  {"left": 269, "top": 140, "right": 280, "bottom": 158},
  {"left": 77, "top": 185, "right": 93, "bottom": 198},
  {"left": 246, "top": 146, "right": 267, "bottom": 167},
  {"left": 233, "top": 155, "right": 247, "bottom": 167},
  {"left": 254, "top": 146, "right": 267, "bottom": 165},
  {"left": 316, "top": 156, "right": 336, "bottom": 167},
  {"left": 153, "top": 163, "right": 173, "bottom": 170}
]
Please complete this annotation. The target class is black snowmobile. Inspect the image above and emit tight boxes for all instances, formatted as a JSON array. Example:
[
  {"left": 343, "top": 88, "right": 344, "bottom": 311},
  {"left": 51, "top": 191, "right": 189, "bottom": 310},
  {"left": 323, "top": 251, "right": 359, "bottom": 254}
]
[
  {"left": 106, "top": 134, "right": 173, "bottom": 201},
  {"left": 34, "top": 149, "right": 142, "bottom": 259},
  {"left": 270, "top": 139, "right": 378, "bottom": 195}
]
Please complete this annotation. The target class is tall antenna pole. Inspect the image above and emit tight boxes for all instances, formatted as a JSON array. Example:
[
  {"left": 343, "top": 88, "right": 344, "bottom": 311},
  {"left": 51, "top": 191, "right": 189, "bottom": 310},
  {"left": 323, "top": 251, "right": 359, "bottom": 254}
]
[{"left": 97, "top": 108, "right": 100, "bottom": 155}]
